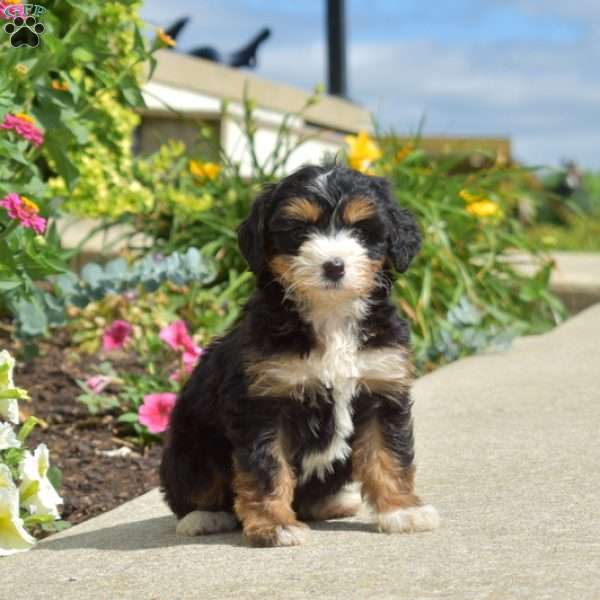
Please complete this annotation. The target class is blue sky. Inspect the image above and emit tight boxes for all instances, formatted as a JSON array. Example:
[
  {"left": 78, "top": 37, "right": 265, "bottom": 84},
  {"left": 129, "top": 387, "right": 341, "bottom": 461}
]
[{"left": 141, "top": 0, "right": 600, "bottom": 168}]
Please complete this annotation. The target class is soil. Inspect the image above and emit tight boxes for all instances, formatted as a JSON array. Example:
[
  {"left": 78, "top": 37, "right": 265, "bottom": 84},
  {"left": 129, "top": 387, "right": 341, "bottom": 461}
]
[{"left": 4, "top": 330, "right": 162, "bottom": 527}]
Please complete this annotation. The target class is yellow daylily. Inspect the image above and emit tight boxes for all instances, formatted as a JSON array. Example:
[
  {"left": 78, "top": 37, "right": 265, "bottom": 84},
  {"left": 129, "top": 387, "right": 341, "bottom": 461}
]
[
  {"left": 466, "top": 200, "right": 500, "bottom": 219},
  {"left": 189, "top": 160, "right": 221, "bottom": 181},
  {"left": 345, "top": 131, "right": 382, "bottom": 173}
]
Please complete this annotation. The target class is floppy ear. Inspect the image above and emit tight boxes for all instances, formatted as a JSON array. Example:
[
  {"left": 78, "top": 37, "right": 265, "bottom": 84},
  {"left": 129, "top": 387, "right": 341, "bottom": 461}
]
[
  {"left": 237, "top": 184, "right": 275, "bottom": 276},
  {"left": 372, "top": 177, "right": 421, "bottom": 273},
  {"left": 385, "top": 202, "right": 421, "bottom": 272}
]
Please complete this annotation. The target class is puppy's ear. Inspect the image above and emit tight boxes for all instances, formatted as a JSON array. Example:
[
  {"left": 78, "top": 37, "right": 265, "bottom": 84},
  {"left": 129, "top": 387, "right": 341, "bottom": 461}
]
[
  {"left": 373, "top": 177, "right": 421, "bottom": 273},
  {"left": 237, "top": 184, "right": 275, "bottom": 275}
]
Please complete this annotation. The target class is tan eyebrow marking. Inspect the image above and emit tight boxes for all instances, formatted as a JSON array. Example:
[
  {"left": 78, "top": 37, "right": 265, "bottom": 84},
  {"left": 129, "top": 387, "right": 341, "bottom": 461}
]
[
  {"left": 281, "top": 197, "right": 321, "bottom": 223},
  {"left": 342, "top": 197, "right": 377, "bottom": 224}
]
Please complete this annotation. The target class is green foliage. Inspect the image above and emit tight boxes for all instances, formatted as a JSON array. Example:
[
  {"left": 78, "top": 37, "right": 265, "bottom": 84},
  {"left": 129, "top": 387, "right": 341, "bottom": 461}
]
[
  {"left": 377, "top": 143, "right": 564, "bottom": 369},
  {"left": 0, "top": 1, "right": 162, "bottom": 349}
]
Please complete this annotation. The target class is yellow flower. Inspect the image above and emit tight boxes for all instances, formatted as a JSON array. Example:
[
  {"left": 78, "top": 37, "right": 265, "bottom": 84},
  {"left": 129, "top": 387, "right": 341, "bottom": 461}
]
[
  {"left": 189, "top": 160, "right": 221, "bottom": 181},
  {"left": 466, "top": 200, "right": 500, "bottom": 218},
  {"left": 13, "top": 113, "right": 34, "bottom": 124},
  {"left": 157, "top": 28, "right": 176, "bottom": 48},
  {"left": 395, "top": 143, "right": 413, "bottom": 163},
  {"left": 20, "top": 196, "right": 40, "bottom": 214},
  {"left": 51, "top": 80, "right": 69, "bottom": 92},
  {"left": 345, "top": 131, "right": 382, "bottom": 173},
  {"left": 459, "top": 189, "right": 485, "bottom": 204},
  {"left": 14, "top": 64, "right": 28, "bottom": 78}
]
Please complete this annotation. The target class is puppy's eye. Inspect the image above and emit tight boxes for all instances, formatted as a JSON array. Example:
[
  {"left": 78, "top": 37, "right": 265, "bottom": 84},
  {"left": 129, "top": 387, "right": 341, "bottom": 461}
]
[
  {"left": 270, "top": 220, "right": 308, "bottom": 234},
  {"left": 351, "top": 218, "right": 384, "bottom": 243}
]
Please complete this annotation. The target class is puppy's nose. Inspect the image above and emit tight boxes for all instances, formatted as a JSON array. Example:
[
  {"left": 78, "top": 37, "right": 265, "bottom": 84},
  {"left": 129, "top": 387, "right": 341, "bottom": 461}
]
[{"left": 322, "top": 258, "right": 345, "bottom": 281}]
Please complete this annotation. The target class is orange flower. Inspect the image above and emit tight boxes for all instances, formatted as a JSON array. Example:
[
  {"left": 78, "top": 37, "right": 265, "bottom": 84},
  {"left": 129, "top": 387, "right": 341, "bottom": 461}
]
[
  {"left": 157, "top": 28, "right": 176, "bottom": 48},
  {"left": 395, "top": 143, "right": 413, "bottom": 163},
  {"left": 189, "top": 160, "right": 221, "bottom": 181},
  {"left": 51, "top": 80, "right": 69, "bottom": 92}
]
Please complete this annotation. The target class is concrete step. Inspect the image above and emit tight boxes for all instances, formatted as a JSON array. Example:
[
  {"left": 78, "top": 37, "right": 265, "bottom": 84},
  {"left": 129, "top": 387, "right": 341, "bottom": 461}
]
[{"left": 3, "top": 305, "right": 600, "bottom": 599}]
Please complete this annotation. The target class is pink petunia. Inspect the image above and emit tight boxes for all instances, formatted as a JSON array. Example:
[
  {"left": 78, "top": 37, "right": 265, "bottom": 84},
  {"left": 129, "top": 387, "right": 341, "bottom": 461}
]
[
  {"left": 138, "top": 392, "right": 176, "bottom": 434},
  {"left": 102, "top": 320, "right": 133, "bottom": 351},
  {"left": 1, "top": 113, "right": 44, "bottom": 146},
  {"left": 0, "top": 193, "right": 46, "bottom": 234},
  {"left": 159, "top": 320, "right": 201, "bottom": 356},
  {"left": 86, "top": 375, "right": 111, "bottom": 394}
]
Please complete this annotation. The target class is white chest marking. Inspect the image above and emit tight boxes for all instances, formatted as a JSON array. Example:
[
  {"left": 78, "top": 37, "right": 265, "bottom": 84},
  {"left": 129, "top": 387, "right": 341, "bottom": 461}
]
[{"left": 245, "top": 301, "right": 412, "bottom": 484}]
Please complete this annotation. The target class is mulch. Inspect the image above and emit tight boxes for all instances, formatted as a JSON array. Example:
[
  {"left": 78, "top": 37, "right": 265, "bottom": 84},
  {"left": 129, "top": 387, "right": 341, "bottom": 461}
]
[{"left": 4, "top": 330, "right": 162, "bottom": 527}]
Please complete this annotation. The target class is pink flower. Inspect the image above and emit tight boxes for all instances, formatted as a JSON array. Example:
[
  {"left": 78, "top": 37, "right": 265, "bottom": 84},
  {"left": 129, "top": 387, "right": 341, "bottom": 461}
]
[
  {"left": 1, "top": 113, "right": 44, "bottom": 146},
  {"left": 86, "top": 375, "right": 111, "bottom": 394},
  {"left": 102, "top": 320, "right": 133, "bottom": 351},
  {"left": 0, "top": 2, "right": 24, "bottom": 20},
  {"left": 160, "top": 320, "right": 200, "bottom": 355},
  {"left": 0, "top": 193, "right": 46, "bottom": 234},
  {"left": 138, "top": 392, "right": 177, "bottom": 433}
]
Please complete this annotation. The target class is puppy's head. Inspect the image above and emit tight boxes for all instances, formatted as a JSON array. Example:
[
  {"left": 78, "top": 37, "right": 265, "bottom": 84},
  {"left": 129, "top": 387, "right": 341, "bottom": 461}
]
[{"left": 238, "top": 165, "right": 420, "bottom": 302}]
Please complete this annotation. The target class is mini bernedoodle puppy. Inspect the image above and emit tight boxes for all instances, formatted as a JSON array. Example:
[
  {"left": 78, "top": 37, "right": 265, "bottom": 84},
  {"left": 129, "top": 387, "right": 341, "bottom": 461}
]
[{"left": 160, "top": 164, "right": 439, "bottom": 546}]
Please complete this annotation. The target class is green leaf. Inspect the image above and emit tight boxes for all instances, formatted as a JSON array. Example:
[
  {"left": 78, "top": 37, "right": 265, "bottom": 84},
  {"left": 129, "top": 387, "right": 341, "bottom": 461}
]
[
  {"left": 12, "top": 296, "right": 47, "bottom": 336},
  {"left": 117, "top": 412, "right": 139, "bottom": 424},
  {"left": 47, "top": 465, "right": 63, "bottom": 492},
  {"left": 120, "top": 74, "right": 146, "bottom": 108},
  {"left": 45, "top": 131, "right": 79, "bottom": 189},
  {"left": 17, "top": 416, "right": 40, "bottom": 443},
  {"left": 72, "top": 47, "right": 95, "bottom": 64}
]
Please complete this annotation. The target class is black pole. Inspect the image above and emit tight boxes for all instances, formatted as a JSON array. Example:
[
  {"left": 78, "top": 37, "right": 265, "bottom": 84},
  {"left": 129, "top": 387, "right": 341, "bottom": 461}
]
[{"left": 326, "top": 0, "right": 347, "bottom": 98}]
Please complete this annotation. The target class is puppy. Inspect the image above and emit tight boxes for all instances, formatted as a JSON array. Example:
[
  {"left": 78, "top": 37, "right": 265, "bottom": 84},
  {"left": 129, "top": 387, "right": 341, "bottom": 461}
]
[{"left": 160, "top": 164, "right": 439, "bottom": 546}]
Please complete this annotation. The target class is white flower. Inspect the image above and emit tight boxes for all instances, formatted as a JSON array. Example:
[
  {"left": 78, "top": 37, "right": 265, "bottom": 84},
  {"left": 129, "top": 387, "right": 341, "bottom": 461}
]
[
  {"left": 0, "top": 351, "right": 15, "bottom": 389},
  {"left": 0, "top": 350, "right": 27, "bottom": 424},
  {"left": 19, "top": 444, "right": 63, "bottom": 519},
  {"left": 0, "top": 464, "right": 16, "bottom": 490},
  {"left": 0, "top": 421, "right": 20, "bottom": 451},
  {"left": 0, "top": 487, "right": 36, "bottom": 556}
]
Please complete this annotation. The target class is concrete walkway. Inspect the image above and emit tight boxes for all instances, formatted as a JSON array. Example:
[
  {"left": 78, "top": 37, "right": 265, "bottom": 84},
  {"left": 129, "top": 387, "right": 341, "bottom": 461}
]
[{"left": 3, "top": 305, "right": 600, "bottom": 600}]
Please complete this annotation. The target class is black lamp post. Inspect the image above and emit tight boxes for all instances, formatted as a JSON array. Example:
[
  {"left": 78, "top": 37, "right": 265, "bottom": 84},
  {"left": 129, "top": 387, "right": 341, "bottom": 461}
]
[{"left": 326, "top": 0, "right": 348, "bottom": 98}]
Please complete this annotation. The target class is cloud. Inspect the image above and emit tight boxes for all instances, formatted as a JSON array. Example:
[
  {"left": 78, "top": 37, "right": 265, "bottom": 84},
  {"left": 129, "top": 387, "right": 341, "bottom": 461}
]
[{"left": 141, "top": 1, "right": 600, "bottom": 168}]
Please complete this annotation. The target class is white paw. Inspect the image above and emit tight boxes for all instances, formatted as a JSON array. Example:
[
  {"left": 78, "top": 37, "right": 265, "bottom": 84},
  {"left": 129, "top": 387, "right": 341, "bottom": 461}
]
[
  {"left": 273, "top": 524, "right": 310, "bottom": 547},
  {"left": 176, "top": 511, "right": 238, "bottom": 536},
  {"left": 377, "top": 505, "right": 440, "bottom": 534}
]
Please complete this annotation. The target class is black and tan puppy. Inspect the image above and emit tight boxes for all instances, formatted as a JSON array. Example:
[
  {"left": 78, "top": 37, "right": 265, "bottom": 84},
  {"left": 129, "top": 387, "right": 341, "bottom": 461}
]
[{"left": 160, "top": 164, "right": 439, "bottom": 546}]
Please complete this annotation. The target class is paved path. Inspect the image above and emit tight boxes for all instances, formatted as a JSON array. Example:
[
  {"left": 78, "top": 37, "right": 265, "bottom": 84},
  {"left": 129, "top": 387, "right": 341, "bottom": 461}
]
[{"left": 3, "top": 305, "right": 600, "bottom": 599}]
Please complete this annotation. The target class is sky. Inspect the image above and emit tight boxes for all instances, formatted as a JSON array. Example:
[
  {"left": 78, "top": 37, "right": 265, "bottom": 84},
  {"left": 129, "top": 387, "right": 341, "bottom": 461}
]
[{"left": 140, "top": 0, "right": 600, "bottom": 169}]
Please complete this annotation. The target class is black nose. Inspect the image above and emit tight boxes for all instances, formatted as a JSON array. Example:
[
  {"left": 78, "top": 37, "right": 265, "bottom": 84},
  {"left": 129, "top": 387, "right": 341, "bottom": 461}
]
[{"left": 322, "top": 258, "right": 345, "bottom": 281}]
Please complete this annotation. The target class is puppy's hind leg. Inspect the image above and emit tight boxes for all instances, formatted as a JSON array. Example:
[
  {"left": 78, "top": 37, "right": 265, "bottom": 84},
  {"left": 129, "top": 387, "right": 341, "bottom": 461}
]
[
  {"left": 301, "top": 483, "right": 362, "bottom": 521},
  {"left": 161, "top": 432, "right": 239, "bottom": 536}
]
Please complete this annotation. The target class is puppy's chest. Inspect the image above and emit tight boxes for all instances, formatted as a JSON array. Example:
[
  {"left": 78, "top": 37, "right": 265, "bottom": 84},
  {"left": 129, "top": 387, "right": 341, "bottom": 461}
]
[{"left": 248, "top": 319, "right": 411, "bottom": 482}]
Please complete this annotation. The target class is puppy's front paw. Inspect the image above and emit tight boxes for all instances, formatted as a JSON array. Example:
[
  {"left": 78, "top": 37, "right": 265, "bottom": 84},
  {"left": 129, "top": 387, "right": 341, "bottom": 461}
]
[
  {"left": 377, "top": 504, "right": 439, "bottom": 534},
  {"left": 246, "top": 522, "right": 310, "bottom": 547},
  {"left": 176, "top": 511, "right": 239, "bottom": 536}
]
